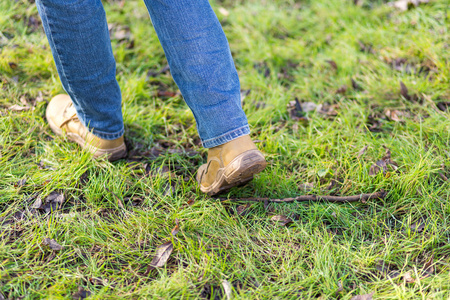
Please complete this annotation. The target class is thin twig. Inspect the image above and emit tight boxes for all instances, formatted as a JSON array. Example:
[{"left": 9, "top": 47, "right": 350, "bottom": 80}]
[
  {"left": 104, "top": 184, "right": 125, "bottom": 209},
  {"left": 221, "top": 190, "right": 386, "bottom": 203}
]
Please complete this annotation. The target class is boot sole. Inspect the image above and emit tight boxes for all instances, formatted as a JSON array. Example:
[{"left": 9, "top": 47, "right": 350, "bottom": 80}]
[
  {"left": 201, "top": 150, "right": 267, "bottom": 196},
  {"left": 46, "top": 113, "right": 127, "bottom": 161}
]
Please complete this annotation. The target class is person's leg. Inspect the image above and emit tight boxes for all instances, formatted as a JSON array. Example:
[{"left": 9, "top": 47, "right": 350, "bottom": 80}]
[
  {"left": 143, "top": 0, "right": 249, "bottom": 148},
  {"left": 143, "top": 0, "right": 266, "bottom": 194},
  {"left": 36, "top": 0, "right": 124, "bottom": 140}
]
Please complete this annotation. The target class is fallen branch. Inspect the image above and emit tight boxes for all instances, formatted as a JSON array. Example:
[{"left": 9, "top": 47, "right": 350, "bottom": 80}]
[{"left": 222, "top": 190, "right": 386, "bottom": 203}]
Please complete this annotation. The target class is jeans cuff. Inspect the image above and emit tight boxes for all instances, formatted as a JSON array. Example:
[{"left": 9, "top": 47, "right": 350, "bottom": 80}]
[
  {"left": 201, "top": 125, "right": 251, "bottom": 148},
  {"left": 91, "top": 128, "right": 124, "bottom": 140}
]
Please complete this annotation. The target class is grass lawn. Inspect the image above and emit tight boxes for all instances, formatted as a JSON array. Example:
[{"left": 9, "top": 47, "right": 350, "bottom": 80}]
[{"left": 1, "top": 0, "right": 449, "bottom": 298}]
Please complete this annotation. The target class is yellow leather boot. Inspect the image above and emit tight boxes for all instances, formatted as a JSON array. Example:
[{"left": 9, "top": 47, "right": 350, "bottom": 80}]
[
  {"left": 46, "top": 94, "right": 127, "bottom": 161},
  {"left": 196, "top": 135, "right": 266, "bottom": 195}
]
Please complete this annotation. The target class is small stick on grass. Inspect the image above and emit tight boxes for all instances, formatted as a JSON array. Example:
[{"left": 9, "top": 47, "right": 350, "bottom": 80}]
[
  {"left": 104, "top": 184, "right": 125, "bottom": 209},
  {"left": 222, "top": 190, "right": 386, "bottom": 203}
]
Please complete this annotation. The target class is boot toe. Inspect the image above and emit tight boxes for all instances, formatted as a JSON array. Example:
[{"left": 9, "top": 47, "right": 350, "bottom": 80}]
[{"left": 46, "top": 94, "right": 73, "bottom": 129}]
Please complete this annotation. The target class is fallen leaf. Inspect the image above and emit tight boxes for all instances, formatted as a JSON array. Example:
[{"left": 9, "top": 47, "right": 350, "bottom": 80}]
[
  {"left": 389, "top": 57, "right": 415, "bottom": 74},
  {"left": 9, "top": 104, "right": 31, "bottom": 112},
  {"left": 317, "top": 103, "right": 338, "bottom": 117},
  {"left": 89, "top": 277, "right": 108, "bottom": 286},
  {"left": 240, "top": 89, "right": 251, "bottom": 104},
  {"left": 42, "top": 238, "right": 63, "bottom": 251},
  {"left": 171, "top": 218, "right": 180, "bottom": 236},
  {"left": 351, "top": 78, "right": 363, "bottom": 91},
  {"left": 437, "top": 102, "right": 450, "bottom": 112},
  {"left": 253, "top": 62, "right": 271, "bottom": 78},
  {"left": 369, "top": 164, "right": 381, "bottom": 176},
  {"left": 157, "top": 90, "right": 179, "bottom": 98},
  {"left": 385, "top": 110, "right": 403, "bottom": 122},
  {"left": 145, "top": 241, "right": 173, "bottom": 275},
  {"left": 410, "top": 219, "right": 426, "bottom": 233},
  {"left": 350, "top": 292, "right": 374, "bottom": 300},
  {"left": 357, "top": 145, "right": 368, "bottom": 159},
  {"left": 222, "top": 280, "right": 232, "bottom": 300},
  {"left": 147, "top": 64, "right": 170, "bottom": 78},
  {"left": 375, "top": 260, "right": 400, "bottom": 279},
  {"left": 326, "top": 60, "right": 338, "bottom": 70},
  {"left": 72, "top": 286, "right": 91, "bottom": 300},
  {"left": 358, "top": 41, "right": 375, "bottom": 54},
  {"left": 35, "top": 91, "right": 44, "bottom": 103},
  {"left": 15, "top": 178, "right": 27, "bottom": 187},
  {"left": 300, "top": 102, "right": 317, "bottom": 113},
  {"left": 287, "top": 98, "right": 307, "bottom": 121},
  {"left": 271, "top": 215, "right": 293, "bottom": 226},
  {"left": 403, "top": 271, "right": 415, "bottom": 283},
  {"left": 422, "top": 255, "right": 434, "bottom": 276},
  {"left": 264, "top": 199, "right": 270, "bottom": 210},
  {"left": 114, "top": 28, "right": 131, "bottom": 41},
  {"left": 336, "top": 85, "right": 347, "bottom": 94},
  {"left": 299, "top": 182, "right": 314, "bottom": 192},
  {"left": 335, "top": 280, "right": 343, "bottom": 296},
  {"left": 388, "top": 0, "right": 429, "bottom": 11},
  {"left": 31, "top": 196, "right": 43, "bottom": 209},
  {"left": 400, "top": 81, "right": 411, "bottom": 101},
  {"left": 219, "top": 7, "right": 230, "bottom": 17},
  {"left": 236, "top": 203, "right": 251, "bottom": 216},
  {"left": 369, "top": 148, "right": 398, "bottom": 176}
]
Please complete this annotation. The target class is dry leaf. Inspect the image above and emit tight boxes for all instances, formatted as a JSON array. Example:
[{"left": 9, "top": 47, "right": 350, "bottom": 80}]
[
  {"left": 219, "top": 7, "right": 230, "bottom": 17},
  {"left": 422, "top": 255, "right": 434, "bottom": 276},
  {"left": 36, "top": 91, "right": 44, "bottom": 103},
  {"left": 336, "top": 85, "right": 347, "bottom": 94},
  {"left": 388, "top": 0, "right": 429, "bottom": 11},
  {"left": 271, "top": 215, "right": 293, "bottom": 226},
  {"left": 301, "top": 102, "right": 317, "bottom": 113},
  {"left": 171, "top": 218, "right": 180, "bottom": 236},
  {"left": 42, "top": 238, "right": 63, "bottom": 251},
  {"left": 357, "top": 145, "right": 368, "bottom": 159},
  {"left": 385, "top": 110, "right": 403, "bottom": 122},
  {"left": 350, "top": 292, "right": 374, "bottom": 300},
  {"left": 145, "top": 241, "right": 174, "bottom": 275},
  {"left": 72, "top": 286, "right": 91, "bottom": 300},
  {"left": 403, "top": 271, "right": 415, "bottom": 283},
  {"left": 326, "top": 60, "right": 338, "bottom": 70},
  {"left": 15, "top": 178, "right": 27, "bottom": 187},
  {"left": 400, "top": 81, "right": 411, "bottom": 101},
  {"left": 236, "top": 204, "right": 251, "bottom": 216},
  {"left": 299, "top": 182, "right": 314, "bottom": 192},
  {"left": 351, "top": 78, "right": 363, "bottom": 91},
  {"left": 9, "top": 104, "right": 31, "bottom": 111},
  {"left": 317, "top": 103, "right": 338, "bottom": 117},
  {"left": 222, "top": 280, "right": 232, "bottom": 300},
  {"left": 369, "top": 164, "right": 381, "bottom": 176}
]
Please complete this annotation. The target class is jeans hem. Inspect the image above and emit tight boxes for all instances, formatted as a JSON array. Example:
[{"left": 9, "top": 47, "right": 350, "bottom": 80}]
[
  {"left": 90, "top": 127, "right": 124, "bottom": 140},
  {"left": 201, "top": 125, "right": 250, "bottom": 148}
]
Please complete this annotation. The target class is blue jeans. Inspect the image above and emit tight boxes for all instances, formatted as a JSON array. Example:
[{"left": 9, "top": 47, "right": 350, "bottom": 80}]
[{"left": 36, "top": 0, "right": 250, "bottom": 148}]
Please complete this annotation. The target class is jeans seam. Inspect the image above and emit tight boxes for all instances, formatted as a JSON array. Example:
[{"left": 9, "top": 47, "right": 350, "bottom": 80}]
[{"left": 40, "top": 2, "right": 87, "bottom": 122}]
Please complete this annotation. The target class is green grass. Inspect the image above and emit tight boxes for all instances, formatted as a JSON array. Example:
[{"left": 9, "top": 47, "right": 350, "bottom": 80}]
[{"left": 1, "top": 0, "right": 450, "bottom": 298}]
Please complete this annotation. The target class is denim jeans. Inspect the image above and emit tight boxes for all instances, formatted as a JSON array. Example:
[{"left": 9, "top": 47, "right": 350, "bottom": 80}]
[{"left": 35, "top": 0, "right": 250, "bottom": 148}]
